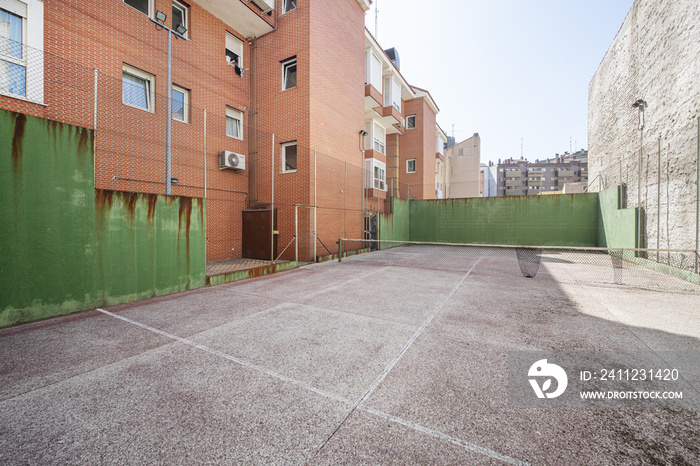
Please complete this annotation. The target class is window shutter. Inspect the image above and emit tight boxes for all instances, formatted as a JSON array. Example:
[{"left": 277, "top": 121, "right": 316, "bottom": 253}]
[{"left": 0, "top": 0, "right": 27, "bottom": 18}]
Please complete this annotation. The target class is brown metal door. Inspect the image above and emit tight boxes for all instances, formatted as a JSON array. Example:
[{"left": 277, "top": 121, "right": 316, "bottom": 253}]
[{"left": 242, "top": 209, "right": 278, "bottom": 260}]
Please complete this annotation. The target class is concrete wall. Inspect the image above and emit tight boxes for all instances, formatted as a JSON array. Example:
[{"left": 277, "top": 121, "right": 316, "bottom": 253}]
[
  {"left": 379, "top": 194, "right": 601, "bottom": 247},
  {"left": 588, "top": 0, "right": 700, "bottom": 253},
  {"left": 598, "top": 186, "right": 638, "bottom": 249},
  {"left": 446, "top": 133, "right": 480, "bottom": 198},
  {"left": 0, "top": 109, "right": 205, "bottom": 328}
]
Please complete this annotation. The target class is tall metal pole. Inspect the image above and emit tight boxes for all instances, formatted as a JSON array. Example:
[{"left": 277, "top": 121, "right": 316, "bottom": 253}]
[
  {"left": 271, "top": 134, "right": 275, "bottom": 264},
  {"left": 657, "top": 137, "right": 661, "bottom": 262},
  {"left": 314, "top": 150, "right": 317, "bottom": 262},
  {"left": 166, "top": 30, "right": 172, "bottom": 195},
  {"left": 696, "top": 117, "right": 699, "bottom": 274},
  {"left": 203, "top": 109, "right": 207, "bottom": 199}
]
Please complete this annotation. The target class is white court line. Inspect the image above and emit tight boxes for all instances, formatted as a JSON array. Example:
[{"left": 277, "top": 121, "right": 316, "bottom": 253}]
[
  {"left": 355, "top": 257, "right": 483, "bottom": 406},
  {"left": 95, "top": 264, "right": 528, "bottom": 466},
  {"left": 96, "top": 308, "right": 350, "bottom": 405}
]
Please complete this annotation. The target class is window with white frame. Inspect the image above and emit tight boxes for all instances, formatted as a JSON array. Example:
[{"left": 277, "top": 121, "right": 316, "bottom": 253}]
[
  {"left": 282, "top": 57, "right": 296, "bottom": 90},
  {"left": 373, "top": 122, "right": 385, "bottom": 154},
  {"left": 172, "top": 0, "right": 188, "bottom": 37},
  {"left": 172, "top": 84, "right": 189, "bottom": 123},
  {"left": 225, "top": 31, "right": 243, "bottom": 68},
  {"left": 406, "top": 115, "right": 416, "bottom": 129},
  {"left": 366, "top": 51, "right": 382, "bottom": 91},
  {"left": 283, "top": 0, "right": 296, "bottom": 14},
  {"left": 407, "top": 159, "right": 416, "bottom": 173},
  {"left": 124, "top": 0, "right": 153, "bottom": 16},
  {"left": 0, "top": 4, "right": 26, "bottom": 98},
  {"left": 226, "top": 106, "right": 243, "bottom": 139},
  {"left": 281, "top": 142, "right": 297, "bottom": 173},
  {"left": 384, "top": 76, "right": 401, "bottom": 112},
  {"left": 365, "top": 159, "right": 386, "bottom": 191},
  {"left": 122, "top": 64, "right": 155, "bottom": 111}
]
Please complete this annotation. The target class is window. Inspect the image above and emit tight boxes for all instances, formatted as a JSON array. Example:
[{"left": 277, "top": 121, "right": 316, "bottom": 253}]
[
  {"left": 281, "top": 142, "right": 297, "bottom": 173},
  {"left": 124, "top": 0, "right": 152, "bottom": 16},
  {"left": 407, "top": 159, "right": 416, "bottom": 173},
  {"left": 366, "top": 51, "right": 382, "bottom": 91},
  {"left": 225, "top": 32, "right": 243, "bottom": 68},
  {"left": 172, "top": 85, "right": 189, "bottom": 123},
  {"left": 406, "top": 115, "right": 416, "bottom": 129},
  {"left": 373, "top": 123, "right": 385, "bottom": 154},
  {"left": 172, "top": 0, "right": 188, "bottom": 37},
  {"left": 384, "top": 76, "right": 401, "bottom": 112},
  {"left": 122, "top": 64, "right": 155, "bottom": 111},
  {"left": 0, "top": 6, "right": 25, "bottom": 97},
  {"left": 282, "top": 57, "right": 296, "bottom": 90},
  {"left": 283, "top": 0, "right": 296, "bottom": 14},
  {"left": 365, "top": 159, "right": 386, "bottom": 191},
  {"left": 226, "top": 106, "right": 243, "bottom": 139}
]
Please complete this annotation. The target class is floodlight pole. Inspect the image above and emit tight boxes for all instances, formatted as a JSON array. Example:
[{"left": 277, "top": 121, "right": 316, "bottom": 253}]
[{"left": 150, "top": 17, "right": 188, "bottom": 196}]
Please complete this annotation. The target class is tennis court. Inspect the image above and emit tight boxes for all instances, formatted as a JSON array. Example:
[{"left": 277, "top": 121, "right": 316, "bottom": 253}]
[{"left": 1, "top": 244, "right": 699, "bottom": 464}]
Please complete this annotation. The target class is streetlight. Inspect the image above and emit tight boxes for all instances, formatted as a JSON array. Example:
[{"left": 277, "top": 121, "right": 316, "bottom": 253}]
[{"left": 150, "top": 11, "right": 189, "bottom": 195}]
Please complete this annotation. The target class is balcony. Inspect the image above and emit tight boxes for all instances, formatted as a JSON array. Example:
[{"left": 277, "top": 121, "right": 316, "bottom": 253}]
[
  {"left": 504, "top": 171, "right": 520, "bottom": 179},
  {"left": 372, "top": 104, "right": 403, "bottom": 135},
  {"left": 365, "top": 84, "right": 382, "bottom": 109},
  {"left": 199, "top": 0, "right": 275, "bottom": 38},
  {"left": 506, "top": 188, "right": 522, "bottom": 196},
  {"left": 581, "top": 170, "right": 589, "bottom": 178},
  {"left": 528, "top": 169, "right": 545, "bottom": 176},
  {"left": 527, "top": 180, "right": 543, "bottom": 187},
  {"left": 557, "top": 170, "right": 575, "bottom": 177},
  {"left": 505, "top": 179, "right": 521, "bottom": 188}
]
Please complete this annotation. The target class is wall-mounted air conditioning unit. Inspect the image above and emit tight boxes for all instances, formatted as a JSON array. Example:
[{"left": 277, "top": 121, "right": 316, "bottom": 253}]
[
  {"left": 220, "top": 151, "right": 246, "bottom": 171},
  {"left": 250, "top": 0, "right": 274, "bottom": 14}
]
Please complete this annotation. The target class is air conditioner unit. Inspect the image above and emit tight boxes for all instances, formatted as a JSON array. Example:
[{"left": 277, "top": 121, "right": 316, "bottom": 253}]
[
  {"left": 220, "top": 151, "right": 245, "bottom": 171},
  {"left": 250, "top": 0, "right": 273, "bottom": 14}
]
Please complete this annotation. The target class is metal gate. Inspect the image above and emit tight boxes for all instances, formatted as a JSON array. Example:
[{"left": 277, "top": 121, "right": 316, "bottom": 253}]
[{"left": 242, "top": 209, "right": 278, "bottom": 261}]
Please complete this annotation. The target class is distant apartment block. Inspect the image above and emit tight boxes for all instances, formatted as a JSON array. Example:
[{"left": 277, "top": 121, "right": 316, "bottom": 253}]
[
  {"left": 445, "top": 133, "right": 480, "bottom": 198},
  {"left": 497, "top": 150, "right": 589, "bottom": 196},
  {"left": 480, "top": 162, "right": 497, "bottom": 197}
]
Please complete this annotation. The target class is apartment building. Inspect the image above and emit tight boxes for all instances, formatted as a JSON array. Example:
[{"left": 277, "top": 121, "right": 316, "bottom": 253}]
[
  {"left": 363, "top": 31, "right": 444, "bottom": 210},
  {"left": 2, "top": 0, "right": 449, "bottom": 267},
  {"left": 496, "top": 153, "right": 588, "bottom": 196},
  {"left": 435, "top": 125, "right": 447, "bottom": 199},
  {"left": 445, "top": 133, "right": 480, "bottom": 198}
]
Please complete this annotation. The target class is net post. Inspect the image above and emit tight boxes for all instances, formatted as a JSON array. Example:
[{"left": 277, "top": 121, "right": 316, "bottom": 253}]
[{"left": 337, "top": 239, "right": 343, "bottom": 262}]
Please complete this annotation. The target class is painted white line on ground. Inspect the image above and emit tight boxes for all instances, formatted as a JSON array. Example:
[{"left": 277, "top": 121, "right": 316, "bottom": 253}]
[
  {"left": 355, "top": 257, "right": 483, "bottom": 406},
  {"left": 95, "top": 308, "right": 350, "bottom": 405},
  {"left": 360, "top": 406, "right": 528, "bottom": 466},
  {"left": 97, "top": 278, "right": 527, "bottom": 465}
]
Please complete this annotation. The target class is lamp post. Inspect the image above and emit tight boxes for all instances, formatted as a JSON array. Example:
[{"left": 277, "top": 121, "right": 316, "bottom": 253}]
[{"left": 151, "top": 11, "right": 188, "bottom": 195}]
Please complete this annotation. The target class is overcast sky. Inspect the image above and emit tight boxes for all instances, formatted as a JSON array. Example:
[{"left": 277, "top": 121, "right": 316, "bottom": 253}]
[{"left": 365, "top": 0, "right": 635, "bottom": 165}]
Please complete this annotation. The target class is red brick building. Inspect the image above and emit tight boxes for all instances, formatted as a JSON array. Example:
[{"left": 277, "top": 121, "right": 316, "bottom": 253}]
[{"left": 1, "top": 0, "right": 444, "bottom": 267}]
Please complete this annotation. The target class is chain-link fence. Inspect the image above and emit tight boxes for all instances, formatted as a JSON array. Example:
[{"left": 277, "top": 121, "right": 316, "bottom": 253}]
[{"left": 1, "top": 42, "right": 386, "bottom": 276}]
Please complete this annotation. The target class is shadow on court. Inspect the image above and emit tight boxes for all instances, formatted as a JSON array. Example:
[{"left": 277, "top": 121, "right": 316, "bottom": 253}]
[{"left": 1, "top": 251, "right": 699, "bottom": 464}]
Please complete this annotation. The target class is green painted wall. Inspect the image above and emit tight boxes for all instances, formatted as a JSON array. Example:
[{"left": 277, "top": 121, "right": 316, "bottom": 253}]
[
  {"left": 0, "top": 109, "right": 205, "bottom": 328},
  {"left": 597, "top": 186, "right": 638, "bottom": 249},
  {"left": 407, "top": 194, "right": 600, "bottom": 246},
  {"left": 378, "top": 198, "right": 410, "bottom": 245}
]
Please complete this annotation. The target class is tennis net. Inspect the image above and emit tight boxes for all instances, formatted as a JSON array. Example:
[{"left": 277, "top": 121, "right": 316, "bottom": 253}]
[{"left": 337, "top": 239, "right": 700, "bottom": 292}]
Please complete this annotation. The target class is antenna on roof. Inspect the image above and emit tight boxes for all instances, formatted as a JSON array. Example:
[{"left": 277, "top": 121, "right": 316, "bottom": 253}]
[{"left": 375, "top": 0, "right": 379, "bottom": 40}]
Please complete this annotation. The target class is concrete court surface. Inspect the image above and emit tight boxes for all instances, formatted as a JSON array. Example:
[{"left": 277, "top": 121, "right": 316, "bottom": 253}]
[{"left": 1, "top": 247, "right": 699, "bottom": 464}]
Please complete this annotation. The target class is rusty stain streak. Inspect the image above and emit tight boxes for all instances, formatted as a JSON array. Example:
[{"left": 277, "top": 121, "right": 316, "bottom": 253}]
[
  {"left": 11, "top": 113, "right": 26, "bottom": 175},
  {"left": 196, "top": 198, "right": 204, "bottom": 229},
  {"left": 121, "top": 192, "right": 139, "bottom": 222},
  {"left": 77, "top": 127, "right": 91, "bottom": 162},
  {"left": 95, "top": 189, "right": 114, "bottom": 212},
  {"left": 179, "top": 197, "right": 193, "bottom": 273},
  {"left": 147, "top": 194, "right": 158, "bottom": 225}
]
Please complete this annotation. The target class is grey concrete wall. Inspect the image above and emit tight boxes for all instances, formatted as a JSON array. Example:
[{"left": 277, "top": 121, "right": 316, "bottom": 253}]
[{"left": 588, "top": 0, "right": 700, "bottom": 253}]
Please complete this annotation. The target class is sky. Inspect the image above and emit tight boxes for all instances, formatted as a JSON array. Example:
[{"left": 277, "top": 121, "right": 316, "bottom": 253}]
[{"left": 365, "top": 0, "right": 635, "bottom": 165}]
